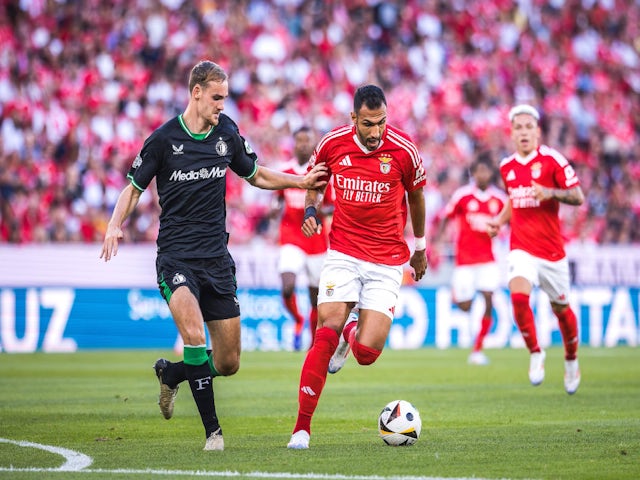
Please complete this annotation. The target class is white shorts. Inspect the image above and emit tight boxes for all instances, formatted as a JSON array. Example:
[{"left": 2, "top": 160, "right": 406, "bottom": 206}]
[
  {"left": 507, "top": 249, "right": 571, "bottom": 304},
  {"left": 317, "top": 250, "right": 403, "bottom": 320},
  {"left": 277, "top": 244, "right": 325, "bottom": 287},
  {"left": 451, "top": 262, "right": 501, "bottom": 303}
]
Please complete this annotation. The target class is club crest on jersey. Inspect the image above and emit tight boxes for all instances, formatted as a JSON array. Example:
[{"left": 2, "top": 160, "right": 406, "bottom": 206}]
[
  {"left": 325, "top": 281, "right": 336, "bottom": 297},
  {"left": 531, "top": 162, "right": 542, "bottom": 179},
  {"left": 468, "top": 199, "right": 479, "bottom": 211},
  {"left": 489, "top": 199, "right": 501, "bottom": 214},
  {"left": 379, "top": 154, "right": 392, "bottom": 174},
  {"left": 216, "top": 138, "right": 228, "bottom": 156}
]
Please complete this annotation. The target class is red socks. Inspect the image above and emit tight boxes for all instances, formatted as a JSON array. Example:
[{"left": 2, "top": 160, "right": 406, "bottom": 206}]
[
  {"left": 555, "top": 307, "right": 579, "bottom": 360},
  {"left": 283, "top": 294, "right": 304, "bottom": 335},
  {"left": 511, "top": 293, "right": 540, "bottom": 353},
  {"left": 293, "top": 327, "right": 339, "bottom": 434},
  {"left": 308, "top": 307, "right": 318, "bottom": 347},
  {"left": 473, "top": 315, "right": 492, "bottom": 352}
]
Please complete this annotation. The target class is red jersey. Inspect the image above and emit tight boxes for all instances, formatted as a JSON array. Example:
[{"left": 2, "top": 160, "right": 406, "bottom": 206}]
[
  {"left": 276, "top": 159, "right": 331, "bottom": 255},
  {"left": 443, "top": 183, "right": 506, "bottom": 266},
  {"left": 309, "top": 124, "right": 427, "bottom": 266},
  {"left": 499, "top": 145, "right": 580, "bottom": 261}
]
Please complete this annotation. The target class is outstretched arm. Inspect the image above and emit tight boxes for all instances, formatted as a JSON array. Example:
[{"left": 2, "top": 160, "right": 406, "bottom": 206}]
[
  {"left": 100, "top": 183, "right": 142, "bottom": 261},
  {"left": 407, "top": 188, "right": 427, "bottom": 282},
  {"left": 531, "top": 182, "right": 584, "bottom": 206},
  {"left": 246, "top": 163, "right": 327, "bottom": 190}
]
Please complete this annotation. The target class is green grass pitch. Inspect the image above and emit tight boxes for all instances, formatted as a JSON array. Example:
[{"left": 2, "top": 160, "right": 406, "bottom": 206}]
[{"left": 0, "top": 347, "right": 638, "bottom": 480}]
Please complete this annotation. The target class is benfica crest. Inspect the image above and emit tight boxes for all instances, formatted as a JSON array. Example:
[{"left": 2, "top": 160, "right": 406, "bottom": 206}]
[
  {"left": 325, "top": 281, "right": 336, "bottom": 297},
  {"left": 379, "top": 154, "right": 392, "bottom": 174},
  {"left": 531, "top": 161, "right": 542, "bottom": 179}
]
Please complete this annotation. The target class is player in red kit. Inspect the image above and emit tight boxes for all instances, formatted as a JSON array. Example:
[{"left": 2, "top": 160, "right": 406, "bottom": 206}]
[
  {"left": 487, "top": 104, "right": 584, "bottom": 395},
  {"left": 434, "top": 154, "right": 506, "bottom": 366},
  {"left": 272, "top": 126, "right": 333, "bottom": 350},
  {"left": 287, "top": 85, "right": 427, "bottom": 449}
]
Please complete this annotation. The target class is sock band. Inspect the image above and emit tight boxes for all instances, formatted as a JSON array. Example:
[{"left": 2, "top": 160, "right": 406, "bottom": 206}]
[{"left": 184, "top": 345, "right": 209, "bottom": 366}]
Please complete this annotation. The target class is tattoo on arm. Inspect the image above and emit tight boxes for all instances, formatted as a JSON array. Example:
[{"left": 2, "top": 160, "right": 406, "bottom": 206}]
[{"left": 550, "top": 187, "right": 583, "bottom": 206}]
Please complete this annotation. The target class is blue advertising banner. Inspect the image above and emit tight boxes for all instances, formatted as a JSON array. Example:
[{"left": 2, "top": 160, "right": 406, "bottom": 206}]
[{"left": 0, "top": 286, "right": 638, "bottom": 352}]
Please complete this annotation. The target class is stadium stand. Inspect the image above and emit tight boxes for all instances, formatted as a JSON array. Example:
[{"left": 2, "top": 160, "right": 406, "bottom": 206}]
[{"left": 0, "top": 0, "right": 638, "bottom": 246}]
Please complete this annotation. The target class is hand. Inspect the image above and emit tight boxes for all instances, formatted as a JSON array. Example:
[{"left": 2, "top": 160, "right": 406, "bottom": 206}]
[
  {"left": 409, "top": 249, "right": 427, "bottom": 282},
  {"left": 301, "top": 207, "right": 322, "bottom": 238},
  {"left": 531, "top": 181, "right": 551, "bottom": 202},
  {"left": 100, "top": 224, "right": 124, "bottom": 262},
  {"left": 301, "top": 163, "right": 328, "bottom": 190},
  {"left": 486, "top": 218, "right": 500, "bottom": 238}
]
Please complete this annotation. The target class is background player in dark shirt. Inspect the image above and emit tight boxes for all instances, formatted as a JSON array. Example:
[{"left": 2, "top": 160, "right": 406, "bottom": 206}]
[{"left": 100, "top": 60, "right": 326, "bottom": 451}]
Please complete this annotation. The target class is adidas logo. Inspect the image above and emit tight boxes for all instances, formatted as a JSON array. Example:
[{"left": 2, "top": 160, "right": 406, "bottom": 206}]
[
  {"left": 172, "top": 144, "right": 184, "bottom": 155},
  {"left": 339, "top": 155, "right": 352, "bottom": 166},
  {"left": 506, "top": 170, "right": 516, "bottom": 181},
  {"left": 300, "top": 386, "right": 316, "bottom": 396}
]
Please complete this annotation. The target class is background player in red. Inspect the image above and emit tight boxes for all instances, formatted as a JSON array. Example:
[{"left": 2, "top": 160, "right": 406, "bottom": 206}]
[
  {"left": 287, "top": 84, "right": 428, "bottom": 449},
  {"left": 487, "top": 104, "right": 584, "bottom": 394},
  {"left": 272, "top": 126, "right": 334, "bottom": 350},
  {"left": 433, "top": 153, "right": 506, "bottom": 365}
]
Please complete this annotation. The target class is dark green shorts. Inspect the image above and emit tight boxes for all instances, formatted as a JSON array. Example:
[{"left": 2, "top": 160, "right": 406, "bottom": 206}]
[{"left": 156, "top": 253, "right": 240, "bottom": 321}]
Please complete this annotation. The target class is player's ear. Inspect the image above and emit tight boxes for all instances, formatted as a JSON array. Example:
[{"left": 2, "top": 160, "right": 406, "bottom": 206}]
[{"left": 350, "top": 111, "right": 357, "bottom": 124}]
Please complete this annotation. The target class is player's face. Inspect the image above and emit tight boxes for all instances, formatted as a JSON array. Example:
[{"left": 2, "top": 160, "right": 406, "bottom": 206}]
[
  {"left": 472, "top": 163, "right": 492, "bottom": 190},
  {"left": 352, "top": 103, "right": 387, "bottom": 151},
  {"left": 293, "top": 130, "right": 315, "bottom": 165},
  {"left": 510, "top": 113, "right": 540, "bottom": 156},
  {"left": 197, "top": 80, "right": 228, "bottom": 127}
]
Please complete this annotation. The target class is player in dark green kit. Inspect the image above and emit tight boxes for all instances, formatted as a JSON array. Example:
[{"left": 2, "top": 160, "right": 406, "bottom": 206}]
[{"left": 100, "top": 60, "right": 326, "bottom": 451}]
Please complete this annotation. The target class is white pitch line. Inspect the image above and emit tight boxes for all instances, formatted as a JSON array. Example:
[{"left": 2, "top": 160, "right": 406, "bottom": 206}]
[
  {"left": 0, "top": 438, "right": 92, "bottom": 471},
  {"left": 0, "top": 468, "right": 493, "bottom": 480},
  {"left": 0, "top": 438, "right": 499, "bottom": 480}
]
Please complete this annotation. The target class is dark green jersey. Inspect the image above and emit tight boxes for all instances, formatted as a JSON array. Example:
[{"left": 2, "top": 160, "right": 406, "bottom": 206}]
[{"left": 127, "top": 113, "right": 258, "bottom": 258}]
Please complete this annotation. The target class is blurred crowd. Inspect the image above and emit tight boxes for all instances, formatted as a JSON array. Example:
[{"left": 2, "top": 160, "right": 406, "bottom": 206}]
[{"left": 0, "top": 0, "right": 639, "bottom": 247}]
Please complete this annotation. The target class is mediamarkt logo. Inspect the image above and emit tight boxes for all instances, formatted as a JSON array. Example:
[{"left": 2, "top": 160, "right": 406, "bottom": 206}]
[{"left": 169, "top": 166, "right": 227, "bottom": 181}]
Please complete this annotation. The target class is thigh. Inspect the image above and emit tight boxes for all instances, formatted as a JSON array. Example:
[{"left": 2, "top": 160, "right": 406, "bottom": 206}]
[
  {"left": 317, "top": 250, "right": 361, "bottom": 305},
  {"left": 359, "top": 261, "right": 403, "bottom": 320},
  {"left": 539, "top": 257, "right": 571, "bottom": 305},
  {"left": 206, "top": 316, "right": 241, "bottom": 375},
  {"left": 198, "top": 256, "right": 241, "bottom": 321},
  {"left": 507, "top": 249, "right": 538, "bottom": 290},
  {"left": 168, "top": 286, "right": 206, "bottom": 346},
  {"left": 356, "top": 309, "right": 392, "bottom": 351}
]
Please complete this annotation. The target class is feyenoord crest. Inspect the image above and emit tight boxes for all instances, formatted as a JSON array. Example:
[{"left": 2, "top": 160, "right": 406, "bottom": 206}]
[
  {"left": 325, "top": 281, "right": 336, "bottom": 297},
  {"left": 216, "top": 138, "right": 228, "bottom": 156},
  {"left": 379, "top": 154, "right": 392, "bottom": 174},
  {"left": 531, "top": 161, "right": 542, "bottom": 179}
]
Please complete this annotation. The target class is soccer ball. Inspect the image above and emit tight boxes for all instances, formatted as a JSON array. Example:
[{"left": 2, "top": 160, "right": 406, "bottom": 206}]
[{"left": 378, "top": 399, "right": 422, "bottom": 446}]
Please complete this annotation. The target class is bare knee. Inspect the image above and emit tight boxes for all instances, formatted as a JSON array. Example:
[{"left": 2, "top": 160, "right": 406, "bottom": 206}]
[{"left": 214, "top": 355, "right": 240, "bottom": 376}]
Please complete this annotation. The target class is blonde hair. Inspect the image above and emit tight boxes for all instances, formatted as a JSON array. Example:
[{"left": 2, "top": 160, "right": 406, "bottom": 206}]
[
  {"left": 188, "top": 61, "right": 228, "bottom": 94},
  {"left": 508, "top": 104, "right": 540, "bottom": 122}
]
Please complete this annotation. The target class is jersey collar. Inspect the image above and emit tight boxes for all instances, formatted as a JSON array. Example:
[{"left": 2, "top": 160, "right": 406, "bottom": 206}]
[{"left": 178, "top": 114, "right": 215, "bottom": 140}]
